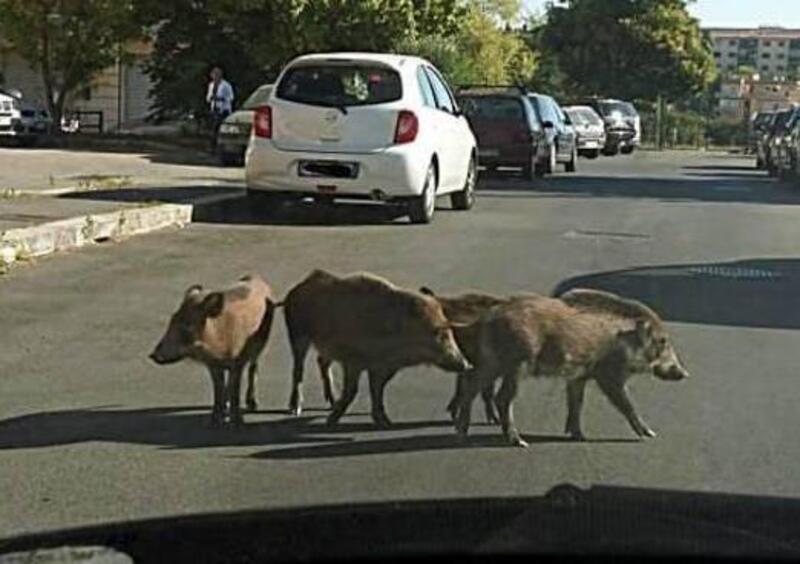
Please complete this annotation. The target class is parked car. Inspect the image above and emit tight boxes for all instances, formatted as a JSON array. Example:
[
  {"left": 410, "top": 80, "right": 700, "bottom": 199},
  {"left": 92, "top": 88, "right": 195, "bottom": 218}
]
[
  {"left": 571, "top": 98, "right": 638, "bottom": 155},
  {"left": 245, "top": 52, "right": 477, "bottom": 224},
  {"left": 563, "top": 105, "right": 607, "bottom": 159},
  {"left": 527, "top": 93, "right": 578, "bottom": 172},
  {"left": 751, "top": 111, "right": 774, "bottom": 160},
  {"left": 216, "top": 83, "right": 273, "bottom": 166},
  {"left": 760, "top": 107, "right": 795, "bottom": 176},
  {"left": 772, "top": 106, "right": 800, "bottom": 179},
  {"left": 0, "top": 88, "right": 50, "bottom": 145},
  {"left": 456, "top": 85, "right": 550, "bottom": 179}
]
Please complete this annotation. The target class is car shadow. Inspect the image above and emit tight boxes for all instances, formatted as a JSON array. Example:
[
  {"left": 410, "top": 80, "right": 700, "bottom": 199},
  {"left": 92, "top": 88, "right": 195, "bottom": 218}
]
[{"left": 552, "top": 257, "right": 800, "bottom": 330}]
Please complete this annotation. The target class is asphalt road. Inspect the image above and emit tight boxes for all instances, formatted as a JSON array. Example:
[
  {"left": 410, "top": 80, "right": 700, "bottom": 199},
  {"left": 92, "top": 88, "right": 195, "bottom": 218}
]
[{"left": 2, "top": 149, "right": 800, "bottom": 539}]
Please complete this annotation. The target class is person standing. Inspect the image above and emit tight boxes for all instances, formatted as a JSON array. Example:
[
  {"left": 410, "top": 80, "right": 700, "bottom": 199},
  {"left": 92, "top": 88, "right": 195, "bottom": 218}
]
[{"left": 206, "top": 66, "right": 234, "bottom": 151}]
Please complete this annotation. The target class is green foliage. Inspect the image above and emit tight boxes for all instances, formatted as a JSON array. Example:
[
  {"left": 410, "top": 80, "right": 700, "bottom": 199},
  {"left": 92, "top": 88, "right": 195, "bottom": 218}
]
[
  {"left": 0, "top": 0, "right": 148, "bottom": 127},
  {"left": 541, "top": 0, "right": 717, "bottom": 102}
]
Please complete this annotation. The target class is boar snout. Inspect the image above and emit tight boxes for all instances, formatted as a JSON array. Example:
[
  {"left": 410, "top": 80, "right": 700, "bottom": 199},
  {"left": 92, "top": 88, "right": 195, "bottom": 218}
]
[
  {"left": 438, "top": 349, "right": 472, "bottom": 373},
  {"left": 654, "top": 362, "right": 689, "bottom": 381},
  {"left": 149, "top": 343, "right": 182, "bottom": 365}
]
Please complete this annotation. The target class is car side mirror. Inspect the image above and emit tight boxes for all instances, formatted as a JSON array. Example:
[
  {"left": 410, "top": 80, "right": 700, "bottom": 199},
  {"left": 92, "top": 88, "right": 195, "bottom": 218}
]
[{"left": 542, "top": 121, "right": 554, "bottom": 128}]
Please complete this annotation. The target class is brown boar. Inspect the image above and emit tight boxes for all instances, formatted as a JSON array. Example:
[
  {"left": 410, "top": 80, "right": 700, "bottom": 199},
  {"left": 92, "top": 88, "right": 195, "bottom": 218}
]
[
  {"left": 283, "top": 269, "right": 470, "bottom": 426},
  {"left": 150, "top": 274, "right": 277, "bottom": 426},
  {"left": 455, "top": 289, "right": 688, "bottom": 447}
]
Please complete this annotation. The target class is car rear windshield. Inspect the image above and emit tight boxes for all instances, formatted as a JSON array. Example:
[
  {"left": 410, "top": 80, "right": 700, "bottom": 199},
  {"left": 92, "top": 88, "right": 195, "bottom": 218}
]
[
  {"left": 580, "top": 109, "right": 603, "bottom": 125},
  {"left": 276, "top": 65, "right": 402, "bottom": 108},
  {"left": 459, "top": 96, "right": 524, "bottom": 121},
  {"left": 598, "top": 101, "right": 636, "bottom": 117},
  {"left": 242, "top": 86, "right": 273, "bottom": 110}
]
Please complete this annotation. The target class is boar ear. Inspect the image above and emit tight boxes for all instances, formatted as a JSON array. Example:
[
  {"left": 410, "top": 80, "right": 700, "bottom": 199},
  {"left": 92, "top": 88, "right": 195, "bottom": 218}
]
[
  {"left": 419, "top": 286, "right": 436, "bottom": 297},
  {"left": 201, "top": 292, "right": 225, "bottom": 318},
  {"left": 185, "top": 284, "right": 203, "bottom": 299}
]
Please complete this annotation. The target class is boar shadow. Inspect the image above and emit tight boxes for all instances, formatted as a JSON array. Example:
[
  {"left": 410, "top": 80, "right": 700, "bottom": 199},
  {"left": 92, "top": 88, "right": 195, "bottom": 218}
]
[
  {"left": 250, "top": 433, "right": 638, "bottom": 461},
  {"left": 552, "top": 258, "right": 800, "bottom": 330},
  {"left": 0, "top": 406, "right": 353, "bottom": 451}
]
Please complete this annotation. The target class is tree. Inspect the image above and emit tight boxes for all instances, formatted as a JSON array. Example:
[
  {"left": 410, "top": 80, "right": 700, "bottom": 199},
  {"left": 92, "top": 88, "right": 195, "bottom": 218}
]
[
  {"left": 0, "top": 0, "right": 148, "bottom": 129},
  {"left": 541, "top": 0, "right": 717, "bottom": 102}
]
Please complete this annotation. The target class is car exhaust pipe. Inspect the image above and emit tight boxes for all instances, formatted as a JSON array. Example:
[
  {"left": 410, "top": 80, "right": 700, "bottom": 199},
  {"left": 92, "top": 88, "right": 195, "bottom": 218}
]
[{"left": 371, "top": 189, "right": 388, "bottom": 202}]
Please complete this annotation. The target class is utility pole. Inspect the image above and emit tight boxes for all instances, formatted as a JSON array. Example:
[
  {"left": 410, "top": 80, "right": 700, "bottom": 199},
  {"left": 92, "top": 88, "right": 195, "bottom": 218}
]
[{"left": 655, "top": 94, "right": 663, "bottom": 150}]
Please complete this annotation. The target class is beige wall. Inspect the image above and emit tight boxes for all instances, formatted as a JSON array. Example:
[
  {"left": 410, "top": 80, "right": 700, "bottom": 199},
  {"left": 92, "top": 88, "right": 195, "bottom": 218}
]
[{"left": 0, "top": 41, "right": 154, "bottom": 131}]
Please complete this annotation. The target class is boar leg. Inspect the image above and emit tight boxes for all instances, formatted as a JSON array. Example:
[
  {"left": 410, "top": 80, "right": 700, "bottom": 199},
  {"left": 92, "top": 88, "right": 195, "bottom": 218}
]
[
  {"left": 495, "top": 366, "right": 527, "bottom": 448},
  {"left": 595, "top": 376, "right": 656, "bottom": 439},
  {"left": 368, "top": 368, "right": 396, "bottom": 429},
  {"left": 288, "top": 336, "right": 311, "bottom": 416},
  {"left": 454, "top": 368, "right": 488, "bottom": 438},
  {"left": 481, "top": 382, "right": 500, "bottom": 425},
  {"left": 564, "top": 378, "right": 588, "bottom": 440},
  {"left": 317, "top": 355, "right": 337, "bottom": 407},
  {"left": 448, "top": 375, "right": 498, "bottom": 424},
  {"left": 327, "top": 363, "right": 363, "bottom": 426},
  {"left": 245, "top": 362, "right": 258, "bottom": 412},
  {"left": 208, "top": 367, "right": 226, "bottom": 427},
  {"left": 227, "top": 363, "right": 245, "bottom": 427}
]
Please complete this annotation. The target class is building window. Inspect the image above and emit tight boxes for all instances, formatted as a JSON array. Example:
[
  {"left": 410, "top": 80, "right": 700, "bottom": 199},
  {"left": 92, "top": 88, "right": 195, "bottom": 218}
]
[
  {"left": 762, "top": 65, "right": 770, "bottom": 71},
  {"left": 729, "top": 39, "right": 737, "bottom": 46},
  {"left": 763, "top": 40, "right": 772, "bottom": 47},
  {"left": 779, "top": 41, "right": 785, "bottom": 47},
  {"left": 762, "top": 52, "right": 771, "bottom": 58},
  {"left": 729, "top": 52, "right": 737, "bottom": 58},
  {"left": 714, "top": 51, "right": 721, "bottom": 58},
  {"left": 778, "top": 65, "right": 785, "bottom": 71},
  {"left": 728, "top": 64, "right": 736, "bottom": 71},
  {"left": 778, "top": 53, "right": 786, "bottom": 59}
]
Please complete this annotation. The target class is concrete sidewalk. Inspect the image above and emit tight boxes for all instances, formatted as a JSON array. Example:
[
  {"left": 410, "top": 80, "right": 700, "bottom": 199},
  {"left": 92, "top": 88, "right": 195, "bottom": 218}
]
[{"left": 0, "top": 184, "right": 243, "bottom": 270}]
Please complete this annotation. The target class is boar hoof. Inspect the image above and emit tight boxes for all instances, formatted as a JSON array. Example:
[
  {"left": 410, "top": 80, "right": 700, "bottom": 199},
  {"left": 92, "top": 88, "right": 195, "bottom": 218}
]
[
  {"left": 246, "top": 399, "right": 258, "bottom": 413},
  {"left": 640, "top": 427, "right": 657, "bottom": 439},
  {"left": 289, "top": 406, "right": 303, "bottom": 417},
  {"left": 509, "top": 435, "right": 529, "bottom": 448},
  {"left": 568, "top": 431, "right": 586, "bottom": 442},
  {"left": 371, "top": 412, "right": 393, "bottom": 429},
  {"left": 326, "top": 413, "right": 342, "bottom": 427}
]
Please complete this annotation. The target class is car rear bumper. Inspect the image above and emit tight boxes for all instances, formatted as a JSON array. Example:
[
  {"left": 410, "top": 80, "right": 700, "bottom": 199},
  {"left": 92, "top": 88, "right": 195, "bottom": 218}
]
[
  {"left": 476, "top": 144, "right": 534, "bottom": 167},
  {"left": 245, "top": 139, "right": 428, "bottom": 198},
  {"left": 576, "top": 137, "right": 606, "bottom": 150}
]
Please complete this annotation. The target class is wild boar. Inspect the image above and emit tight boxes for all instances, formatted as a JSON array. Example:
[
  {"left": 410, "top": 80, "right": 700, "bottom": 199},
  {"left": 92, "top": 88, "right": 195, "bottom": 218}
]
[
  {"left": 283, "top": 269, "right": 471, "bottom": 426},
  {"left": 454, "top": 289, "right": 688, "bottom": 447},
  {"left": 149, "top": 274, "right": 277, "bottom": 426},
  {"left": 418, "top": 286, "right": 506, "bottom": 424}
]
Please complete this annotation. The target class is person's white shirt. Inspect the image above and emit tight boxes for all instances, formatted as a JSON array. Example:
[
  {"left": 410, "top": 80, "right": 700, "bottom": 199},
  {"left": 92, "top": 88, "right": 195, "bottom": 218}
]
[{"left": 207, "top": 79, "right": 234, "bottom": 114}]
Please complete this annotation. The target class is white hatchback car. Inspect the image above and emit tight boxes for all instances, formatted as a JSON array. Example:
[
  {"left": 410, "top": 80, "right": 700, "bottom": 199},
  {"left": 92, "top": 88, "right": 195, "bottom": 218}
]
[{"left": 245, "top": 52, "right": 477, "bottom": 223}]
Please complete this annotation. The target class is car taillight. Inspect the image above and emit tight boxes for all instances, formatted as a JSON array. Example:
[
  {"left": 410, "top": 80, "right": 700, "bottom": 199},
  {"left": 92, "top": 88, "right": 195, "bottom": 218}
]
[
  {"left": 394, "top": 110, "right": 418, "bottom": 144},
  {"left": 254, "top": 105, "right": 272, "bottom": 138}
]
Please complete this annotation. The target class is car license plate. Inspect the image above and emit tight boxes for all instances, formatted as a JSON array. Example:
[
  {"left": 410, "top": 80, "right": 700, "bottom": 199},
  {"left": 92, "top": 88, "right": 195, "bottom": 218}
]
[
  {"left": 479, "top": 148, "right": 499, "bottom": 157},
  {"left": 298, "top": 160, "right": 359, "bottom": 179},
  {"left": 584, "top": 141, "right": 598, "bottom": 148}
]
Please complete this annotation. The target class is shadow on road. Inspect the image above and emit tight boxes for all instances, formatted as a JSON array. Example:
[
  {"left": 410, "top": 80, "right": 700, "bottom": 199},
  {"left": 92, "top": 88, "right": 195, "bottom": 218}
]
[
  {"left": 477, "top": 173, "right": 799, "bottom": 205},
  {"left": 0, "top": 406, "right": 350, "bottom": 450},
  {"left": 60, "top": 186, "right": 238, "bottom": 205},
  {"left": 552, "top": 258, "right": 800, "bottom": 330},
  {"left": 250, "top": 432, "right": 638, "bottom": 460}
]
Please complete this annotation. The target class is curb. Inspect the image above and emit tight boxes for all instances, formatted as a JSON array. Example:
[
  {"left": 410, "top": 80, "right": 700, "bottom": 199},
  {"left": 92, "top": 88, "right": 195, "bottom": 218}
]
[{"left": 0, "top": 203, "right": 193, "bottom": 268}]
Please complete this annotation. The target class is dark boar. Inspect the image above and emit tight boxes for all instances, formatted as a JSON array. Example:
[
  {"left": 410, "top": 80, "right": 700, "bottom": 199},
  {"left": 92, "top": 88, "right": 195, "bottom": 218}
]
[
  {"left": 284, "top": 269, "right": 470, "bottom": 426},
  {"left": 455, "top": 289, "right": 688, "bottom": 447},
  {"left": 418, "top": 286, "right": 506, "bottom": 424},
  {"left": 150, "top": 274, "right": 277, "bottom": 426}
]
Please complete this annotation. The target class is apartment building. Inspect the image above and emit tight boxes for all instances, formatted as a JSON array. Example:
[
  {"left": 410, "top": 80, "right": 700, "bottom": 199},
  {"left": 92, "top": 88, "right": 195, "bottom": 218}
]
[{"left": 707, "top": 27, "right": 800, "bottom": 80}]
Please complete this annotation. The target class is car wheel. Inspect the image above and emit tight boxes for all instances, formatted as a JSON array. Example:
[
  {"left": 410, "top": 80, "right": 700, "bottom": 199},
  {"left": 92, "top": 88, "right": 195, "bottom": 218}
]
[
  {"left": 620, "top": 145, "right": 634, "bottom": 155},
  {"left": 451, "top": 155, "right": 476, "bottom": 211},
  {"left": 565, "top": 146, "right": 577, "bottom": 172},
  {"left": 409, "top": 163, "right": 437, "bottom": 224},
  {"left": 755, "top": 156, "right": 764, "bottom": 169},
  {"left": 584, "top": 149, "right": 600, "bottom": 159}
]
